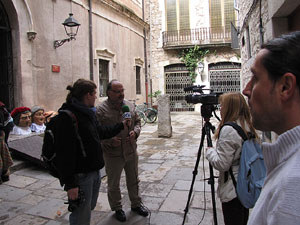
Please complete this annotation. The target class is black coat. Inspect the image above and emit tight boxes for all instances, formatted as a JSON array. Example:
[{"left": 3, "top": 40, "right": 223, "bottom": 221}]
[{"left": 55, "top": 98, "right": 123, "bottom": 190}]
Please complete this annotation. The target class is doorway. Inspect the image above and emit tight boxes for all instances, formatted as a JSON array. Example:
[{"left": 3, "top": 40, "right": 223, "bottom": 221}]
[{"left": 0, "top": 1, "right": 14, "bottom": 110}]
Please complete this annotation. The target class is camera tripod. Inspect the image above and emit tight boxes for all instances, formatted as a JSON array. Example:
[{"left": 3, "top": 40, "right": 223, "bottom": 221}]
[{"left": 182, "top": 105, "right": 219, "bottom": 225}]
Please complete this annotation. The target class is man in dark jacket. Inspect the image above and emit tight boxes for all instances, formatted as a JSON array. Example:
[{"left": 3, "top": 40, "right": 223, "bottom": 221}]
[{"left": 55, "top": 79, "right": 128, "bottom": 225}]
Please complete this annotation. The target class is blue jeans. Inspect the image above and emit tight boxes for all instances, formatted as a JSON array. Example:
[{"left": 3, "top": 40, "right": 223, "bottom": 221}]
[{"left": 69, "top": 170, "right": 101, "bottom": 225}]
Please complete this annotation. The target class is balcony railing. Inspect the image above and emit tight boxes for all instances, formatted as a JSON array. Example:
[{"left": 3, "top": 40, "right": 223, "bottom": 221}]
[{"left": 162, "top": 26, "right": 232, "bottom": 49}]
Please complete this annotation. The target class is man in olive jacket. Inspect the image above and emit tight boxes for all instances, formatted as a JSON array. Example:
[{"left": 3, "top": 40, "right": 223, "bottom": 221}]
[{"left": 96, "top": 80, "right": 149, "bottom": 222}]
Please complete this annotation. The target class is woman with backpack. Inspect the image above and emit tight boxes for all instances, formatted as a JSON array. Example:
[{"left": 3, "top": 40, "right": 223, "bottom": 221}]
[{"left": 205, "top": 92, "right": 258, "bottom": 225}]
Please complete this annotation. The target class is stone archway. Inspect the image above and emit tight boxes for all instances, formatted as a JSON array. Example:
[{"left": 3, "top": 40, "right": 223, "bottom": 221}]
[{"left": 0, "top": 1, "right": 14, "bottom": 110}]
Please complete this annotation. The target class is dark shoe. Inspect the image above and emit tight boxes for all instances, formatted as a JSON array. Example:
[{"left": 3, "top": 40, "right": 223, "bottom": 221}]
[
  {"left": 1, "top": 175, "right": 9, "bottom": 182},
  {"left": 115, "top": 209, "right": 126, "bottom": 222},
  {"left": 2, "top": 170, "right": 9, "bottom": 182},
  {"left": 131, "top": 205, "right": 149, "bottom": 217}
]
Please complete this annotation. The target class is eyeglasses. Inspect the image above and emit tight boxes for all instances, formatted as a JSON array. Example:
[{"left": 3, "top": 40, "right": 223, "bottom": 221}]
[{"left": 110, "top": 89, "right": 125, "bottom": 94}]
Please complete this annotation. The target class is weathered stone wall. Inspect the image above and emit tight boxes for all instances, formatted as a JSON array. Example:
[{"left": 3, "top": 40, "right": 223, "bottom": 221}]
[
  {"left": 238, "top": 0, "right": 269, "bottom": 88},
  {"left": 3, "top": 0, "right": 148, "bottom": 111},
  {"left": 238, "top": 0, "right": 300, "bottom": 88}
]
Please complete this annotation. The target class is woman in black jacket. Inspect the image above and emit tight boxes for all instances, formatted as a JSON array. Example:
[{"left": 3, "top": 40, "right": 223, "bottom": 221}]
[{"left": 55, "top": 79, "right": 128, "bottom": 225}]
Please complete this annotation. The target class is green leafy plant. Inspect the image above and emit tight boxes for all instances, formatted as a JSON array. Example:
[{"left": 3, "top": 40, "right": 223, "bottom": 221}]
[
  {"left": 180, "top": 46, "right": 209, "bottom": 82},
  {"left": 148, "top": 90, "right": 161, "bottom": 98}
]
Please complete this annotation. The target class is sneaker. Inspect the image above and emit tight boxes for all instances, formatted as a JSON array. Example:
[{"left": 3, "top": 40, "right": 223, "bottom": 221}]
[
  {"left": 131, "top": 205, "right": 149, "bottom": 217},
  {"left": 115, "top": 209, "right": 126, "bottom": 222}
]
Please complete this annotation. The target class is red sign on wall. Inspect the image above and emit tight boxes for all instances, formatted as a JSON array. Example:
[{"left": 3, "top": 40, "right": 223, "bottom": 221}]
[{"left": 52, "top": 65, "right": 60, "bottom": 73}]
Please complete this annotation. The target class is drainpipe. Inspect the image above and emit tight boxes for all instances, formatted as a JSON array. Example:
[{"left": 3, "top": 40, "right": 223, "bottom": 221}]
[
  {"left": 142, "top": 0, "right": 149, "bottom": 105},
  {"left": 259, "top": 0, "right": 264, "bottom": 46},
  {"left": 89, "top": 0, "right": 94, "bottom": 80}
]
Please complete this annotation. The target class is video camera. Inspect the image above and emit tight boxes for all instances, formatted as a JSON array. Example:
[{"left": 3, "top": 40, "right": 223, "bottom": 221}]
[
  {"left": 184, "top": 85, "right": 222, "bottom": 119},
  {"left": 184, "top": 85, "right": 221, "bottom": 105}
]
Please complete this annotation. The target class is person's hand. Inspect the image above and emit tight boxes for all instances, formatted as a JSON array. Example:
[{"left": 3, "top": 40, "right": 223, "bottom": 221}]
[
  {"left": 122, "top": 118, "right": 132, "bottom": 128},
  {"left": 125, "top": 130, "right": 136, "bottom": 144},
  {"left": 67, "top": 187, "right": 79, "bottom": 200},
  {"left": 111, "top": 136, "right": 122, "bottom": 147},
  {"left": 129, "top": 130, "right": 136, "bottom": 140}
]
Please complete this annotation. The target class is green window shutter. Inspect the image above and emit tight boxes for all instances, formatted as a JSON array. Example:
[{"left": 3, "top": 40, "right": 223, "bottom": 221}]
[
  {"left": 224, "top": 0, "right": 236, "bottom": 33},
  {"left": 179, "top": 0, "right": 190, "bottom": 30},
  {"left": 210, "top": 0, "right": 222, "bottom": 34},
  {"left": 166, "top": 0, "right": 177, "bottom": 31}
]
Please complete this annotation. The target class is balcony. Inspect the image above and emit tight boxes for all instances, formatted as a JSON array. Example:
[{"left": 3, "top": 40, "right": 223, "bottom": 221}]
[{"left": 162, "top": 26, "right": 233, "bottom": 49}]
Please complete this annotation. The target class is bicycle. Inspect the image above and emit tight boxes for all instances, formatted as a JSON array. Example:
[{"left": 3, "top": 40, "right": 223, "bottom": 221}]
[
  {"left": 136, "top": 109, "right": 147, "bottom": 127},
  {"left": 136, "top": 103, "right": 158, "bottom": 123},
  {"left": 129, "top": 100, "right": 157, "bottom": 127},
  {"left": 129, "top": 100, "right": 147, "bottom": 127}
]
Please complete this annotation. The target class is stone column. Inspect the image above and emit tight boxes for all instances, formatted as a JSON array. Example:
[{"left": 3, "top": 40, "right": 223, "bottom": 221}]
[{"left": 157, "top": 94, "right": 172, "bottom": 137}]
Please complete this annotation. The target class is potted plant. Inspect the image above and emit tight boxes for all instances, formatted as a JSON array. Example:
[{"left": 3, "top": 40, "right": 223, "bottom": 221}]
[{"left": 148, "top": 90, "right": 161, "bottom": 109}]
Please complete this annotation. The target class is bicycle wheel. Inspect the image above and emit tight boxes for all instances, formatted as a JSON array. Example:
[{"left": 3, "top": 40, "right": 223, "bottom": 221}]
[
  {"left": 137, "top": 111, "right": 146, "bottom": 127},
  {"left": 145, "top": 108, "right": 157, "bottom": 123}
]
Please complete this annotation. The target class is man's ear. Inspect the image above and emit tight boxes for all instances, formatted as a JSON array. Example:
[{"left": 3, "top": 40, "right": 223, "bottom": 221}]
[{"left": 279, "top": 73, "right": 297, "bottom": 100}]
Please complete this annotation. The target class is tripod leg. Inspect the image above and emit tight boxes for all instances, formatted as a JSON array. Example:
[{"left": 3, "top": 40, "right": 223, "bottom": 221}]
[
  {"left": 205, "top": 122, "right": 218, "bottom": 225},
  {"left": 182, "top": 126, "right": 207, "bottom": 225}
]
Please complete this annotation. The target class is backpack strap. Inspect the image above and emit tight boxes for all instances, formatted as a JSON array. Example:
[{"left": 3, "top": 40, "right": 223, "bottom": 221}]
[
  {"left": 59, "top": 110, "right": 87, "bottom": 158},
  {"left": 221, "top": 122, "right": 248, "bottom": 189},
  {"left": 229, "top": 167, "right": 237, "bottom": 188},
  {"left": 223, "top": 122, "right": 248, "bottom": 141}
]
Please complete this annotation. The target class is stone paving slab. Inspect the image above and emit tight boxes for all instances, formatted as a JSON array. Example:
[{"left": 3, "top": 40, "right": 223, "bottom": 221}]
[
  {"left": 0, "top": 185, "right": 32, "bottom": 201},
  {"left": 25, "top": 198, "right": 68, "bottom": 220},
  {"left": 4, "top": 214, "right": 48, "bottom": 225},
  {"left": 0, "top": 112, "right": 225, "bottom": 225}
]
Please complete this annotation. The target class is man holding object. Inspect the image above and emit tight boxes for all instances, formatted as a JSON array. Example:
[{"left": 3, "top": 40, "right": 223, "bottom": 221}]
[{"left": 96, "top": 80, "right": 148, "bottom": 222}]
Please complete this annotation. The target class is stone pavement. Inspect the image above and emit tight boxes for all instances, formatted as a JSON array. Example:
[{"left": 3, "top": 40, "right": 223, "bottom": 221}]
[{"left": 0, "top": 112, "right": 225, "bottom": 225}]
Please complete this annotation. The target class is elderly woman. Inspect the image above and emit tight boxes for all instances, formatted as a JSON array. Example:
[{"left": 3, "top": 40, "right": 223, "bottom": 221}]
[
  {"left": 10, "top": 107, "right": 32, "bottom": 135},
  {"left": 30, "top": 106, "right": 46, "bottom": 133}
]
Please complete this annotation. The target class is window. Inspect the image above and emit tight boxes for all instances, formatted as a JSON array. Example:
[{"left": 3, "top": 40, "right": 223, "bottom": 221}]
[
  {"left": 246, "top": 26, "right": 251, "bottom": 58},
  {"left": 210, "top": 0, "right": 222, "bottom": 34},
  {"left": 166, "top": 0, "right": 190, "bottom": 31},
  {"left": 209, "top": 0, "right": 236, "bottom": 35},
  {"left": 224, "top": 0, "right": 236, "bottom": 32},
  {"left": 136, "top": 66, "right": 141, "bottom": 94},
  {"left": 99, "top": 59, "right": 109, "bottom": 97}
]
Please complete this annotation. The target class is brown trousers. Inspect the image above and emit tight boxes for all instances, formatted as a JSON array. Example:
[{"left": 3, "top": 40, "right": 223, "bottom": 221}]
[{"left": 103, "top": 152, "right": 141, "bottom": 211}]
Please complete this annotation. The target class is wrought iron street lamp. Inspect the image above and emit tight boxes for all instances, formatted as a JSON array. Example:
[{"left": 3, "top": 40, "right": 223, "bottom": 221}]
[
  {"left": 54, "top": 13, "right": 80, "bottom": 49},
  {"left": 198, "top": 62, "right": 204, "bottom": 74},
  {"left": 198, "top": 62, "right": 206, "bottom": 82}
]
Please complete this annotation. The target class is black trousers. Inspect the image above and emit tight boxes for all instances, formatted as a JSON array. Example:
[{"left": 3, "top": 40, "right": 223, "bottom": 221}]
[{"left": 222, "top": 197, "right": 249, "bottom": 225}]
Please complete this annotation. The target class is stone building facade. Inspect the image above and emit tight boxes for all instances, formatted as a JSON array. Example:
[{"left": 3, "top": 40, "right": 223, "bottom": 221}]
[
  {"left": 238, "top": 0, "right": 300, "bottom": 88},
  {"left": 0, "top": 0, "right": 149, "bottom": 111},
  {"left": 148, "top": 0, "right": 240, "bottom": 111}
]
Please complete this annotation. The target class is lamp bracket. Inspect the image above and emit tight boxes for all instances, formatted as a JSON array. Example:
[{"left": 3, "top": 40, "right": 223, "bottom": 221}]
[{"left": 54, "top": 37, "right": 75, "bottom": 49}]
